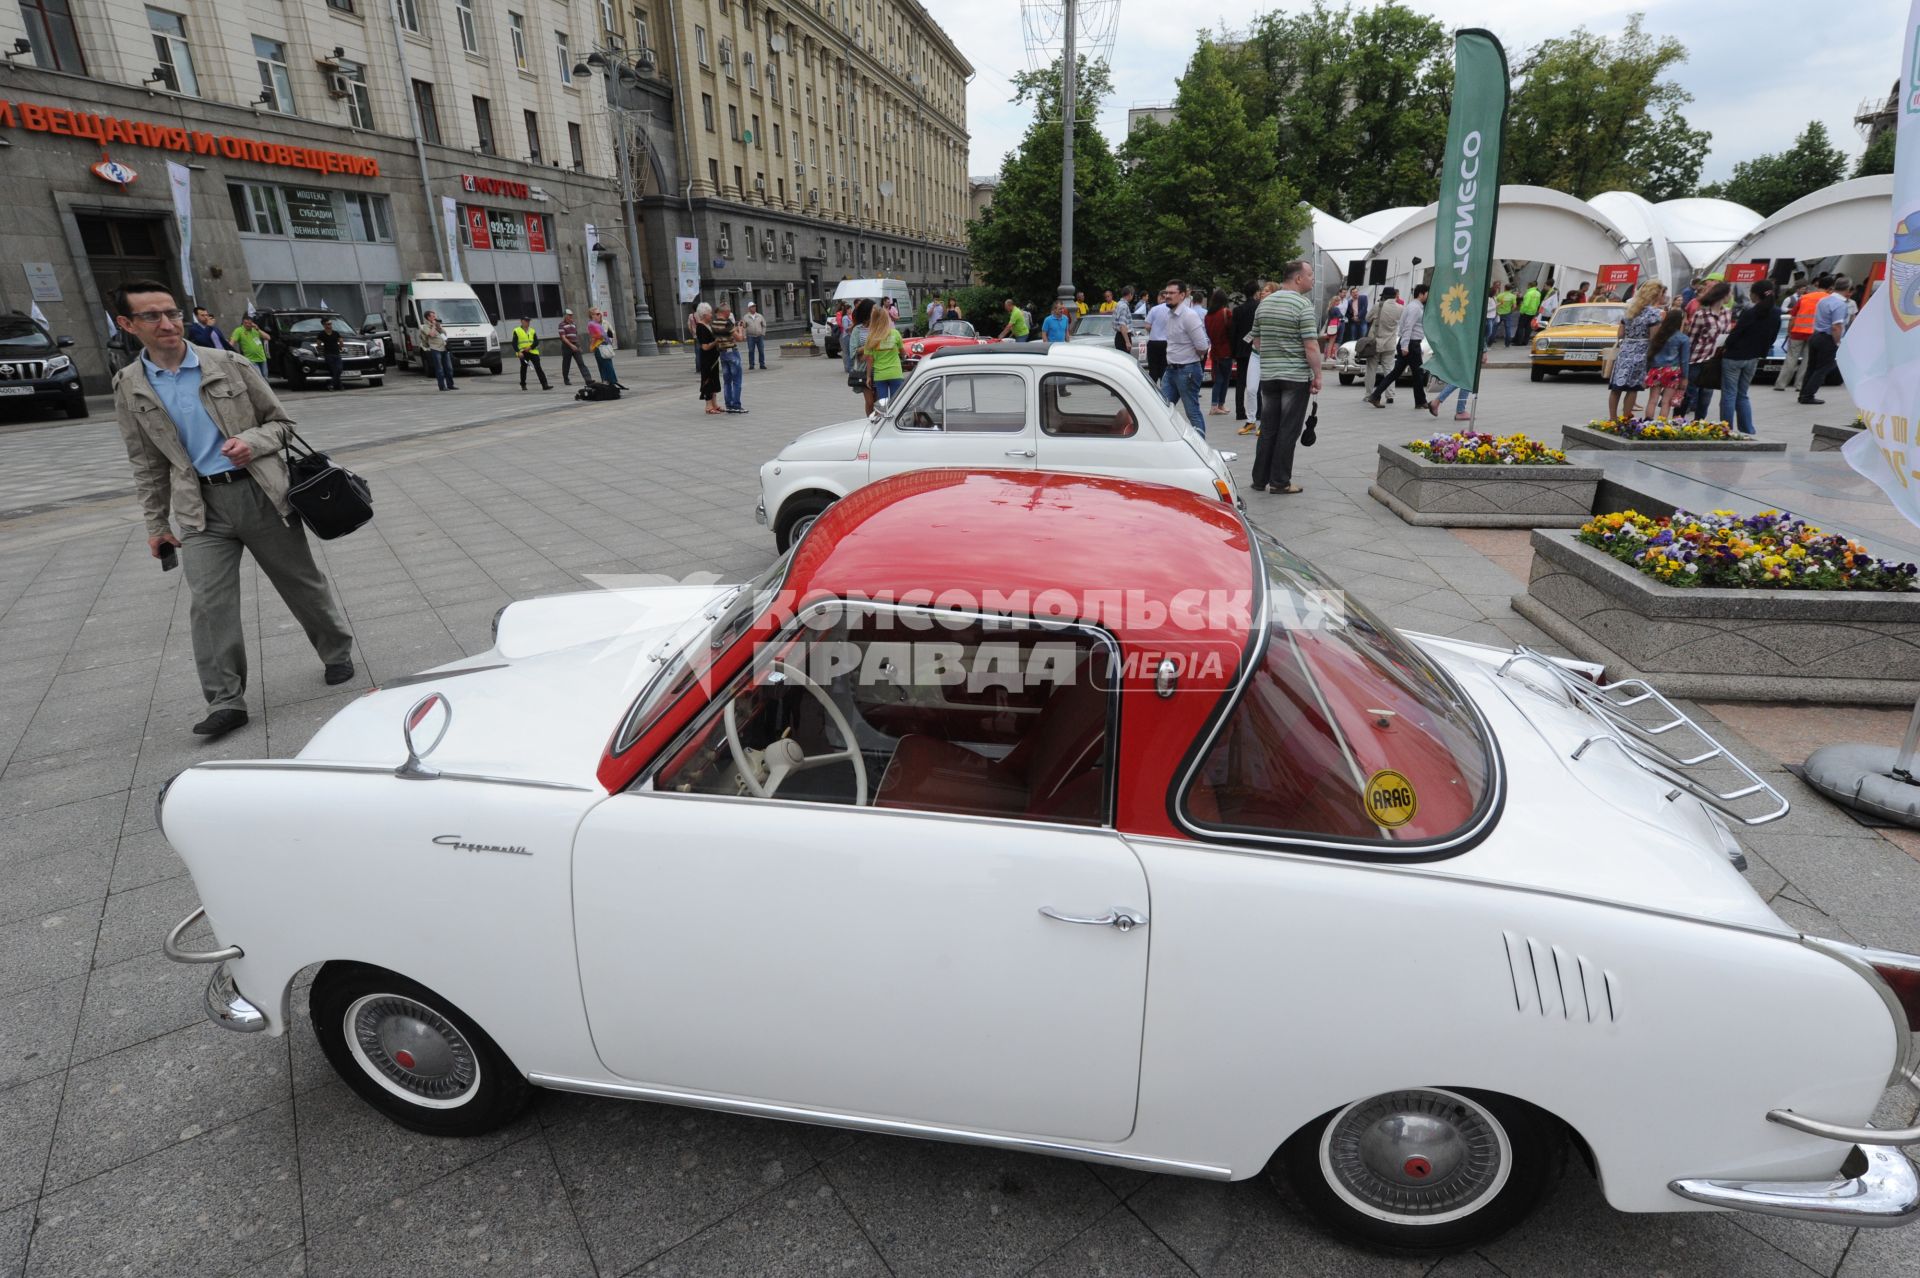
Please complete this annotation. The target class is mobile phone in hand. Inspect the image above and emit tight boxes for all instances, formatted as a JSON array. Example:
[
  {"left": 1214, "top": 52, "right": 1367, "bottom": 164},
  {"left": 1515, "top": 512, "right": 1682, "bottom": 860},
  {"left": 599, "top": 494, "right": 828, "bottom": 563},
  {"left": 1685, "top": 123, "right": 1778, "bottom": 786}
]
[{"left": 159, "top": 543, "right": 178, "bottom": 571}]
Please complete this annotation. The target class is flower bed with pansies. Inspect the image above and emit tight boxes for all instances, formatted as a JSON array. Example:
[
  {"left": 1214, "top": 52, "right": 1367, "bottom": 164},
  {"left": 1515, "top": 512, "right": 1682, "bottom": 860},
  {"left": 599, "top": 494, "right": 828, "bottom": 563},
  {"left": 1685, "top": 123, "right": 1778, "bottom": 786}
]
[
  {"left": 1577, "top": 509, "right": 1918, "bottom": 592},
  {"left": 1407, "top": 431, "right": 1568, "bottom": 465},
  {"left": 1559, "top": 416, "right": 1785, "bottom": 452}
]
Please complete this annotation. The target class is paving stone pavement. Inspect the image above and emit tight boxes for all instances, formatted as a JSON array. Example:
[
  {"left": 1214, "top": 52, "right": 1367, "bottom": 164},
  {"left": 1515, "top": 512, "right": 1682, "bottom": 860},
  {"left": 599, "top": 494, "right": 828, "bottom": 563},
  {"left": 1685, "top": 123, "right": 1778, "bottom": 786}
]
[{"left": 0, "top": 353, "right": 1911, "bottom": 1278}]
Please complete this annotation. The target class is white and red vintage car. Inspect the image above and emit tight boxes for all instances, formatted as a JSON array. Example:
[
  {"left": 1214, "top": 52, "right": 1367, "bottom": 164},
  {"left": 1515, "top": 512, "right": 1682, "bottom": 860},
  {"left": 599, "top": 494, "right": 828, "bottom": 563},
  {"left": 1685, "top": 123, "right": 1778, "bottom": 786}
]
[{"left": 160, "top": 470, "right": 1920, "bottom": 1252}]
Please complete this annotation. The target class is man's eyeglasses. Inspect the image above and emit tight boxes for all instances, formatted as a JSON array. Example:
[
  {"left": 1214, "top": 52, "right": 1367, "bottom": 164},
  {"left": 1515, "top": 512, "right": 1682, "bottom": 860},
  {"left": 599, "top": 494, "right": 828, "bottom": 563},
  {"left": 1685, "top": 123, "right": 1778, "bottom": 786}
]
[{"left": 125, "top": 309, "right": 185, "bottom": 325}]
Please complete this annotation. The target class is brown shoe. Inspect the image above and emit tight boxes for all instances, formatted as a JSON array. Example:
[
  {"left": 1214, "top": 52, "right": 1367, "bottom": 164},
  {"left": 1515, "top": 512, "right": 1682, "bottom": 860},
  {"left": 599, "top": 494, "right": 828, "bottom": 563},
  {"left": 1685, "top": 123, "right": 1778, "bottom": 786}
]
[{"left": 1277, "top": 484, "right": 1303, "bottom": 494}]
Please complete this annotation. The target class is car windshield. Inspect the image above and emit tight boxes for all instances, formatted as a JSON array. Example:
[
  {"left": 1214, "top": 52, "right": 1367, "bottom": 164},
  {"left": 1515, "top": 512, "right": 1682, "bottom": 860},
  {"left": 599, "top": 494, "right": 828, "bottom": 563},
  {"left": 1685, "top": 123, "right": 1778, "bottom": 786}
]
[
  {"left": 1070, "top": 315, "right": 1115, "bottom": 337},
  {"left": 283, "top": 317, "right": 346, "bottom": 335},
  {"left": 1182, "top": 528, "right": 1495, "bottom": 847},
  {"left": 429, "top": 299, "right": 490, "bottom": 326},
  {"left": 1551, "top": 306, "right": 1623, "bottom": 327},
  {"left": 929, "top": 320, "right": 976, "bottom": 338},
  {"left": 0, "top": 318, "right": 54, "bottom": 355},
  {"left": 612, "top": 549, "right": 795, "bottom": 754}
]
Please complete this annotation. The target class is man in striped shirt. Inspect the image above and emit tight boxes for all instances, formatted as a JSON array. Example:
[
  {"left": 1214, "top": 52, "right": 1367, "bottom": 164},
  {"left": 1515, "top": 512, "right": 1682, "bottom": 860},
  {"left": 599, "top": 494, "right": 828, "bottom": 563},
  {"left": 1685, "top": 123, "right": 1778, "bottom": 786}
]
[{"left": 1250, "top": 259, "right": 1322, "bottom": 494}]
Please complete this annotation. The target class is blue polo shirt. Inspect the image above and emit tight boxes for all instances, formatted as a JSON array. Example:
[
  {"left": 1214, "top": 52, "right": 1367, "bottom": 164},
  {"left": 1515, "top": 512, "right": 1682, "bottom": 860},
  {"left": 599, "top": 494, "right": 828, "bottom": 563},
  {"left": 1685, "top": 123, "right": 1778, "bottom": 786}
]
[
  {"left": 1813, "top": 292, "right": 1850, "bottom": 336},
  {"left": 142, "top": 347, "right": 236, "bottom": 476},
  {"left": 1041, "top": 312, "right": 1071, "bottom": 343}
]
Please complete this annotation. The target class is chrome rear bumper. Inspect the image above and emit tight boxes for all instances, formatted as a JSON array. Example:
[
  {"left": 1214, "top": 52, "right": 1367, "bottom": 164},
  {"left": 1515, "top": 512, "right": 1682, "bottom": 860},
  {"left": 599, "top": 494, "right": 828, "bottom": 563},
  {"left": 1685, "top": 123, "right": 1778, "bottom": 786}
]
[
  {"left": 1670, "top": 1144, "right": 1920, "bottom": 1226},
  {"left": 754, "top": 498, "right": 768, "bottom": 526},
  {"left": 205, "top": 962, "right": 267, "bottom": 1033}
]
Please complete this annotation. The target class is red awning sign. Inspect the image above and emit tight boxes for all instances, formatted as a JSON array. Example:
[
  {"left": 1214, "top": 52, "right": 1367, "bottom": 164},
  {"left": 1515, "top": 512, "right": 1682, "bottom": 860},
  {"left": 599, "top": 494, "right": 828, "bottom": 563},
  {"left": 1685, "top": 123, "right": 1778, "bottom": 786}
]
[{"left": 1596, "top": 264, "right": 1640, "bottom": 287}]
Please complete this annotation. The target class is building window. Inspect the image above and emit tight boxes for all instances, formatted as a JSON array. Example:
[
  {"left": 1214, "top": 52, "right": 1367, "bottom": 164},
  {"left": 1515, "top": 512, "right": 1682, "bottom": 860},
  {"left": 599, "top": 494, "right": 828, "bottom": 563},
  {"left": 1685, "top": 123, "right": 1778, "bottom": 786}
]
[
  {"left": 17, "top": 0, "right": 85, "bottom": 74},
  {"left": 742, "top": 0, "right": 751, "bottom": 28},
  {"left": 701, "top": 93, "right": 714, "bottom": 131},
  {"left": 509, "top": 12, "right": 527, "bottom": 69},
  {"left": 227, "top": 182, "right": 283, "bottom": 236},
  {"left": 338, "top": 59, "right": 373, "bottom": 130},
  {"left": 524, "top": 110, "right": 542, "bottom": 162},
  {"left": 146, "top": 8, "right": 199, "bottom": 96},
  {"left": 324, "top": 0, "right": 354, "bottom": 9},
  {"left": 253, "top": 36, "right": 294, "bottom": 113},
  {"left": 778, "top": 176, "right": 785, "bottom": 202},
  {"left": 745, "top": 224, "right": 754, "bottom": 259},
  {"left": 734, "top": 165, "right": 743, "bottom": 192},
  {"left": 751, "top": 114, "right": 761, "bottom": 147},
  {"left": 555, "top": 31, "right": 571, "bottom": 84},
  {"left": 708, "top": 158, "right": 719, "bottom": 187},
  {"left": 396, "top": 0, "right": 420, "bottom": 33},
  {"left": 568, "top": 121, "right": 584, "bottom": 169},
  {"left": 456, "top": 0, "right": 479, "bottom": 53},
  {"left": 695, "top": 25, "right": 707, "bottom": 65},
  {"left": 719, "top": 36, "right": 733, "bottom": 77},
  {"left": 412, "top": 80, "right": 441, "bottom": 144},
  {"left": 598, "top": 0, "right": 614, "bottom": 32},
  {"left": 772, "top": 122, "right": 781, "bottom": 154},
  {"left": 744, "top": 51, "right": 757, "bottom": 90},
  {"left": 630, "top": 6, "right": 649, "bottom": 51},
  {"left": 473, "top": 96, "right": 496, "bottom": 154},
  {"left": 728, "top": 104, "right": 738, "bottom": 140}
]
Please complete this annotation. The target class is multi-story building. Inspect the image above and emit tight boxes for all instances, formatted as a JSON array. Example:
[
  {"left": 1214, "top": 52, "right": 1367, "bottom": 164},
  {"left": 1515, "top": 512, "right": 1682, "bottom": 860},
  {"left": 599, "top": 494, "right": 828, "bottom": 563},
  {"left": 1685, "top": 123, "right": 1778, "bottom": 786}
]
[
  {"left": 615, "top": 0, "right": 972, "bottom": 334},
  {"left": 0, "top": 0, "right": 968, "bottom": 391}
]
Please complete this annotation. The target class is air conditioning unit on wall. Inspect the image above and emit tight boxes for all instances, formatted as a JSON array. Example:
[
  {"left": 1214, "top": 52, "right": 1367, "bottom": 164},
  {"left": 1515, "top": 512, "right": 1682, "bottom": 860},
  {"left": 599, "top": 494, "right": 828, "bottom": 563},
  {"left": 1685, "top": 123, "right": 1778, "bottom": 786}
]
[{"left": 326, "top": 73, "right": 353, "bottom": 98}]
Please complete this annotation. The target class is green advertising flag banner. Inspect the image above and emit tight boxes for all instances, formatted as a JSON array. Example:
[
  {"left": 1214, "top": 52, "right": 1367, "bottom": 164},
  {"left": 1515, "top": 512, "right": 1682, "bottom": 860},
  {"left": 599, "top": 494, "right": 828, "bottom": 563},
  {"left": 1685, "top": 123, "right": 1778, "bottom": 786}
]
[{"left": 1425, "top": 29, "right": 1509, "bottom": 394}]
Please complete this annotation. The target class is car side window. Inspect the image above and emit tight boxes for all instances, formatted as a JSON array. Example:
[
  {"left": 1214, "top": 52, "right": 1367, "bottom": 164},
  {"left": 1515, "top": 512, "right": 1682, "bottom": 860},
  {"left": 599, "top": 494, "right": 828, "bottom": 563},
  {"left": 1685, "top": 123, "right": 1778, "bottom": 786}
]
[
  {"left": 941, "top": 373, "right": 1028, "bottom": 433},
  {"left": 650, "top": 604, "right": 1117, "bottom": 828},
  {"left": 896, "top": 377, "right": 943, "bottom": 431},
  {"left": 1041, "top": 373, "right": 1136, "bottom": 438}
]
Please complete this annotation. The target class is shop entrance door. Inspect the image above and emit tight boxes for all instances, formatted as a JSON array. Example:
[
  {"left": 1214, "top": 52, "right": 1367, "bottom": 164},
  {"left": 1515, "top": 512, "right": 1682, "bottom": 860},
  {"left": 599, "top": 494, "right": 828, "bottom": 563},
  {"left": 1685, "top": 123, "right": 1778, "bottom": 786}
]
[{"left": 78, "top": 214, "right": 174, "bottom": 372}]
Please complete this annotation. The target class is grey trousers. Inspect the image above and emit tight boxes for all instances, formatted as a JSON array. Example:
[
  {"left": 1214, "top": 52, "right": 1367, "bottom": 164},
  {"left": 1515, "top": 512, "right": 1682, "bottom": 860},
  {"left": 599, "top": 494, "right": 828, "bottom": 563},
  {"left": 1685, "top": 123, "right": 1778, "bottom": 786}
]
[
  {"left": 1778, "top": 337, "right": 1808, "bottom": 389},
  {"left": 180, "top": 476, "right": 353, "bottom": 713}
]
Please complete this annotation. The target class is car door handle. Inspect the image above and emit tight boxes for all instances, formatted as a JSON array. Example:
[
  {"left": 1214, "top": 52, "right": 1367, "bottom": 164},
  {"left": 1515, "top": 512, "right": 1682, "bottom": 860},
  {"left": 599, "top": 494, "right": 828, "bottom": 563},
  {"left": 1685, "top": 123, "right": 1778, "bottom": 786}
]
[
  {"left": 1039, "top": 905, "right": 1147, "bottom": 932},
  {"left": 1004, "top": 448, "right": 1036, "bottom": 458}
]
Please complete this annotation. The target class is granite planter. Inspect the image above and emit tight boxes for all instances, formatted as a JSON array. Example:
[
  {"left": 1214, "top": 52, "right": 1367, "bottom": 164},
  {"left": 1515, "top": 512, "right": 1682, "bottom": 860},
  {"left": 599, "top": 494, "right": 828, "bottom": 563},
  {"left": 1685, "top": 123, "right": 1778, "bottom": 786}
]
[
  {"left": 1812, "top": 422, "right": 1865, "bottom": 452},
  {"left": 1559, "top": 423, "right": 1787, "bottom": 453},
  {"left": 1512, "top": 529, "right": 1920, "bottom": 704},
  {"left": 780, "top": 344, "right": 819, "bottom": 359},
  {"left": 1369, "top": 445, "right": 1602, "bottom": 528}
]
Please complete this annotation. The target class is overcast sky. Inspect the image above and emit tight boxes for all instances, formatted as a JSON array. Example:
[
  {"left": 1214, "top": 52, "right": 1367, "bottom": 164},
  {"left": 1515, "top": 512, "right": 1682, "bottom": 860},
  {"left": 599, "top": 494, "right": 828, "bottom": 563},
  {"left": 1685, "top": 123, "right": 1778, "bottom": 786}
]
[{"left": 948, "top": 0, "right": 1903, "bottom": 205}]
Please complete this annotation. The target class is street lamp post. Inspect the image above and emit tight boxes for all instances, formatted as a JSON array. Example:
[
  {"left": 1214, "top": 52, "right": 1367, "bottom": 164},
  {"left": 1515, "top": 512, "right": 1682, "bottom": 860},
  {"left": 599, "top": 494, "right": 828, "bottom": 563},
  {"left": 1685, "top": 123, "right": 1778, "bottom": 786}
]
[{"left": 574, "top": 45, "right": 659, "bottom": 356}]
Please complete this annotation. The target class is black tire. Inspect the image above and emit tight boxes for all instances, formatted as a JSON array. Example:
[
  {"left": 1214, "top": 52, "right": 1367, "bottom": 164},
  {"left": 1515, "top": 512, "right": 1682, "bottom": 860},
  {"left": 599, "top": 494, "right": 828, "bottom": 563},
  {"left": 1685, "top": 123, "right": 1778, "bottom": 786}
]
[
  {"left": 63, "top": 397, "right": 89, "bottom": 419},
  {"left": 488, "top": 359, "right": 504, "bottom": 376},
  {"left": 774, "top": 493, "right": 835, "bottom": 552},
  {"left": 1530, "top": 366, "right": 1544, "bottom": 383},
  {"left": 1277, "top": 1087, "right": 1563, "bottom": 1255},
  {"left": 367, "top": 377, "right": 384, "bottom": 388},
  {"left": 1338, "top": 373, "right": 1356, "bottom": 386},
  {"left": 308, "top": 961, "right": 533, "bottom": 1137}
]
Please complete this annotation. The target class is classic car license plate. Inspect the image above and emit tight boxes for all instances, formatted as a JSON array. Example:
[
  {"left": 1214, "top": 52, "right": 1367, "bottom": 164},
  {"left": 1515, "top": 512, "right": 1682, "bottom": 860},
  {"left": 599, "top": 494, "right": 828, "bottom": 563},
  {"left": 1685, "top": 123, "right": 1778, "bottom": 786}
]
[
  {"left": 1566, "top": 352, "right": 1601, "bottom": 361},
  {"left": 0, "top": 387, "right": 31, "bottom": 396}
]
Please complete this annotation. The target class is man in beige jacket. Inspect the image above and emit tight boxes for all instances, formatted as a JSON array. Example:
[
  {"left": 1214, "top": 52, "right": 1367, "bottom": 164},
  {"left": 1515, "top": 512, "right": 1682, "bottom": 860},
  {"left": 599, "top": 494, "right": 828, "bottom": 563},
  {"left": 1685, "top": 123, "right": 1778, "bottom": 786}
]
[{"left": 113, "top": 280, "right": 354, "bottom": 738}]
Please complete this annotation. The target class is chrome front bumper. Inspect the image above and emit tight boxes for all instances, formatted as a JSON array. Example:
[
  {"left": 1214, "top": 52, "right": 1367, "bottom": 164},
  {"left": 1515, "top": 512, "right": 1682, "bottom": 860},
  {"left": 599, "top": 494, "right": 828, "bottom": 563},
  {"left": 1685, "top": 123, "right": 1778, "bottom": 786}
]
[
  {"left": 1671, "top": 1144, "right": 1920, "bottom": 1225},
  {"left": 754, "top": 497, "right": 768, "bottom": 526},
  {"left": 204, "top": 962, "right": 267, "bottom": 1033}
]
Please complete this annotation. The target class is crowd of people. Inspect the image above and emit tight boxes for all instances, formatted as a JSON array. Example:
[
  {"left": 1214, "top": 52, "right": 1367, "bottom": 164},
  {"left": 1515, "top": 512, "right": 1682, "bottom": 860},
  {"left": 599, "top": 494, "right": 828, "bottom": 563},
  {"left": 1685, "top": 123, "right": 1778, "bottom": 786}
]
[{"left": 1601, "top": 270, "right": 1856, "bottom": 434}]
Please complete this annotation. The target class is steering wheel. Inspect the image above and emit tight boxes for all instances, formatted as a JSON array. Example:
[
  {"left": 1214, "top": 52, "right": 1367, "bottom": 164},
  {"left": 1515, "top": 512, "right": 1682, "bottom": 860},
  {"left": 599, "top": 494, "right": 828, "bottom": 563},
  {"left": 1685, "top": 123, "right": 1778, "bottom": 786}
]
[{"left": 723, "top": 660, "right": 869, "bottom": 805}]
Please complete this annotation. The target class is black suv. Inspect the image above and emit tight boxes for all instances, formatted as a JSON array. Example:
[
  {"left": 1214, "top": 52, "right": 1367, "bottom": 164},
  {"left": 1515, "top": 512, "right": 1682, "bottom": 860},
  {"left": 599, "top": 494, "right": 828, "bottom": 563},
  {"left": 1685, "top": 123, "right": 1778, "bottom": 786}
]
[
  {"left": 0, "top": 312, "right": 86, "bottom": 419},
  {"left": 254, "top": 310, "right": 386, "bottom": 390}
]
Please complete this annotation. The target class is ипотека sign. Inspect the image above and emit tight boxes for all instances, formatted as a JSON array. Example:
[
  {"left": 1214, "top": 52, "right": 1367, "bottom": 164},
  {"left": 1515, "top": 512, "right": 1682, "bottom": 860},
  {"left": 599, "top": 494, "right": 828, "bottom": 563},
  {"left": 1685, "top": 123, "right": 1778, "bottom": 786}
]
[{"left": 0, "top": 98, "right": 381, "bottom": 178}]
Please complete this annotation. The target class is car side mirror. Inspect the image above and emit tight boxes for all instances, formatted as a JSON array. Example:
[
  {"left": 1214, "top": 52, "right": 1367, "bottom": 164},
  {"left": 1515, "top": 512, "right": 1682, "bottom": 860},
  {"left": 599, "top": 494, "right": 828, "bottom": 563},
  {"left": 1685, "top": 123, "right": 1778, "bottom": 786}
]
[
  {"left": 397, "top": 692, "right": 451, "bottom": 779},
  {"left": 56, "top": 336, "right": 74, "bottom": 348}
]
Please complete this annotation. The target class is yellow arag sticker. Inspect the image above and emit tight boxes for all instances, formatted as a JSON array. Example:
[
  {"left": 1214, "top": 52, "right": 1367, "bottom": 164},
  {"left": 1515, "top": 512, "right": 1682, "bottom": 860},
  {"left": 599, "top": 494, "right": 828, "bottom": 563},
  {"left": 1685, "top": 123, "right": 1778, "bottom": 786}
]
[{"left": 1364, "top": 770, "right": 1418, "bottom": 829}]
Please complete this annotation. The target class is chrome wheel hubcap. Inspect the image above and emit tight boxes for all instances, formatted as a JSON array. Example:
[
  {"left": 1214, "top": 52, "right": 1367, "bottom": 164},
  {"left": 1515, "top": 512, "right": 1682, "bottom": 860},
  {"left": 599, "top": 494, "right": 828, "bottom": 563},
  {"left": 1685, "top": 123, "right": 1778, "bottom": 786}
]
[
  {"left": 1319, "top": 1088, "right": 1510, "bottom": 1225},
  {"left": 344, "top": 993, "right": 481, "bottom": 1109}
]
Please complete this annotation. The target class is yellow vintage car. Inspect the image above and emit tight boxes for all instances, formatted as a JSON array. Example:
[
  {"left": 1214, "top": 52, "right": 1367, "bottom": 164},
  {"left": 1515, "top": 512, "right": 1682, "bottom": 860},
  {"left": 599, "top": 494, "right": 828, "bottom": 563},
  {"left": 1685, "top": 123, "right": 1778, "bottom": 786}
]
[{"left": 1530, "top": 303, "right": 1626, "bottom": 381}]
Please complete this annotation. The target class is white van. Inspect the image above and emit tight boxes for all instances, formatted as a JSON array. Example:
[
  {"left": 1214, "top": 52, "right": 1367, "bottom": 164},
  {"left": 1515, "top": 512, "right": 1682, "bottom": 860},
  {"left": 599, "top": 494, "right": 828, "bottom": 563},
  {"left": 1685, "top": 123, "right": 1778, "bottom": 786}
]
[
  {"left": 386, "top": 276, "right": 503, "bottom": 376},
  {"left": 810, "top": 277, "right": 912, "bottom": 346}
]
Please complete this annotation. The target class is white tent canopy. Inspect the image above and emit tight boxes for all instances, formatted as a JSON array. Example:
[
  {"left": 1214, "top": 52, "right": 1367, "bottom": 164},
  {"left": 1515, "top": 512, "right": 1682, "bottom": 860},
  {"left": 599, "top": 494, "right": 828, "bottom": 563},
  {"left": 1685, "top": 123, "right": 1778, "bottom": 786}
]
[
  {"left": 1361, "top": 186, "right": 1636, "bottom": 296},
  {"left": 1713, "top": 175, "right": 1895, "bottom": 271},
  {"left": 1653, "top": 198, "right": 1763, "bottom": 278},
  {"left": 1350, "top": 207, "right": 1420, "bottom": 246},
  {"left": 1306, "top": 205, "right": 1373, "bottom": 278}
]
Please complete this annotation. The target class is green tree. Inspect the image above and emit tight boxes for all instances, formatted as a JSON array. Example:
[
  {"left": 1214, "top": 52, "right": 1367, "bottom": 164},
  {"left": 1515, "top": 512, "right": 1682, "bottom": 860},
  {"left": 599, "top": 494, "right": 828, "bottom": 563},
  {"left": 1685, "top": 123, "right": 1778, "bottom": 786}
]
[
  {"left": 1221, "top": 2, "right": 1451, "bottom": 220},
  {"left": 966, "top": 55, "right": 1134, "bottom": 304},
  {"left": 1701, "top": 121, "right": 1851, "bottom": 216},
  {"left": 1121, "top": 39, "right": 1308, "bottom": 291},
  {"left": 1857, "top": 129, "right": 1897, "bottom": 178},
  {"left": 1505, "top": 14, "right": 1708, "bottom": 200}
]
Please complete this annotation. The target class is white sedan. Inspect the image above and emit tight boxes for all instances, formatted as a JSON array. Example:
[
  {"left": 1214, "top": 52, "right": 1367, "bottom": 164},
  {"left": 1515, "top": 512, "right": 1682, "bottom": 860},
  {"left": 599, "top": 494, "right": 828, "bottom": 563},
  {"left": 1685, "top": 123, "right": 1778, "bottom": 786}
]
[
  {"left": 755, "top": 342, "right": 1238, "bottom": 550},
  {"left": 159, "top": 470, "right": 1920, "bottom": 1255}
]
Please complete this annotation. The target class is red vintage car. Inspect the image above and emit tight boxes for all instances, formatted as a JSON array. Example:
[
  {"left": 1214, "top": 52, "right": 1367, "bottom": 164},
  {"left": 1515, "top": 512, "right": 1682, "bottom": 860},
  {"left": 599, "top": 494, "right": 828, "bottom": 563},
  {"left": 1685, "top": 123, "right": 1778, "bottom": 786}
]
[{"left": 902, "top": 318, "right": 999, "bottom": 372}]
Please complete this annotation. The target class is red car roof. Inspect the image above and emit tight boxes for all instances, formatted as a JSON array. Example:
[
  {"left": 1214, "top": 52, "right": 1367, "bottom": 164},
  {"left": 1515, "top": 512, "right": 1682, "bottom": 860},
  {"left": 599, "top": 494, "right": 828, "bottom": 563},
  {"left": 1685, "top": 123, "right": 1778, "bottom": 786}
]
[{"left": 600, "top": 470, "right": 1258, "bottom": 835}]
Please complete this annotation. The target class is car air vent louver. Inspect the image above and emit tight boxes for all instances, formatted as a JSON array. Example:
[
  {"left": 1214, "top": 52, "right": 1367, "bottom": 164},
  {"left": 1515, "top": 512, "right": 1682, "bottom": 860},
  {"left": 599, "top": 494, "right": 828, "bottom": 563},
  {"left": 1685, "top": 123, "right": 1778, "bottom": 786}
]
[{"left": 1502, "top": 931, "right": 1618, "bottom": 1023}]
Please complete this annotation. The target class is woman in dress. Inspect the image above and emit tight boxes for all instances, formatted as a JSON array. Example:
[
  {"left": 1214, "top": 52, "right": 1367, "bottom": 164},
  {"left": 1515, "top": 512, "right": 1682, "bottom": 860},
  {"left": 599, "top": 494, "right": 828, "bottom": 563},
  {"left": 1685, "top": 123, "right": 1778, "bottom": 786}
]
[
  {"left": 1643, "top": 309, "right": 1691, "bottom": 421},
  {"left": 1608, "top": 280, "right": 1667, "bottom": 422},
  {"left": 693, "top": 302, "right": 722, "bottom": 414}
]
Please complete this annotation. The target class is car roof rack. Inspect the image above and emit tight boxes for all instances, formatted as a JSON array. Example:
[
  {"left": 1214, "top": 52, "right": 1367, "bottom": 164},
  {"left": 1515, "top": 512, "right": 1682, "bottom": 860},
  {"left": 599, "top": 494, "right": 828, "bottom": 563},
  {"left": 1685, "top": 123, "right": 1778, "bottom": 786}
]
[{"left": 1495, "top": 648, "right": 1789, "bottom": 827}]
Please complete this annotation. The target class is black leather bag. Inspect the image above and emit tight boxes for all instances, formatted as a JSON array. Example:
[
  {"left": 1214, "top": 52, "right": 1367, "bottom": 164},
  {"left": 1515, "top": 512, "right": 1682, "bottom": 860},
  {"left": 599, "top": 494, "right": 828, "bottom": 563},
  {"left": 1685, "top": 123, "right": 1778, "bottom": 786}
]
[
  {"left": 576, "top": 381, "right": 621, "bottom": 401},
  {"left": 282, "top": 427, "right": 372, "bottom": 540}
]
